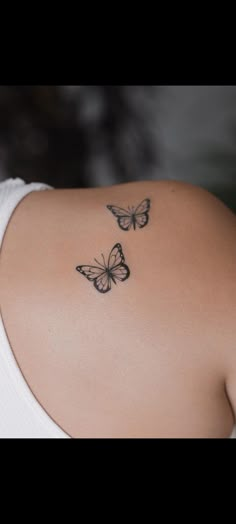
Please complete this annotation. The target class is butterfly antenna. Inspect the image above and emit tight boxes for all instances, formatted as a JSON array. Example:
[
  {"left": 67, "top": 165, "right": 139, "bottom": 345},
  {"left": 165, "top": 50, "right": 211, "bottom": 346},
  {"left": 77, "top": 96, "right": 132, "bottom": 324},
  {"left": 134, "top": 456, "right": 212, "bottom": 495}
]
[
  {"left": 94, "top": 257, "right": 104, "bottom": 268},
  {"left": 102, "top": 253, "right": 106, "bottom": 267}
]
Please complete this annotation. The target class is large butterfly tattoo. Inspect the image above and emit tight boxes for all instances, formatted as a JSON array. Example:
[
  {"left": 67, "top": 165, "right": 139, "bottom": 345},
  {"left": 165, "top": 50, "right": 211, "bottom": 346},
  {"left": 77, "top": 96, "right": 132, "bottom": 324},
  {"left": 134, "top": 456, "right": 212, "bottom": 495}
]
[
  {"left": 76, "top": 243, "right": 130, "bottom": 294},
  {"left": 107, "top": 198, "right": 151, "bottom": 231}
]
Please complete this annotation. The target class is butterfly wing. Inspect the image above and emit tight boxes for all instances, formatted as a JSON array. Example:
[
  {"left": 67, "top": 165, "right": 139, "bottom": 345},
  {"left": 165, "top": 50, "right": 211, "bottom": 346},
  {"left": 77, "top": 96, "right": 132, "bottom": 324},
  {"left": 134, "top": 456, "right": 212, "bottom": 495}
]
[
  {"left": 108, "top": 243, "right": 125, "bottom": 268},
  {"left": 108, "top": 243, "right": 130, "bottom": 283},
  {"left": 110, "top": 263, "right": 130, "bottom": 283},
  {"left": 135, "top": 198, "right": 151, "bottom": 215},
  {"left": 93, "top": 272, "right": 111, "bottom": 293},
  {"left": 76, "top": 265, "right": 111, "bottom": 293},
  {"left": 133, "top": 198, "right": 150, "bottom": 229},
  {"left": 107, "top": 205, "right": 132, "bottom": 231}
]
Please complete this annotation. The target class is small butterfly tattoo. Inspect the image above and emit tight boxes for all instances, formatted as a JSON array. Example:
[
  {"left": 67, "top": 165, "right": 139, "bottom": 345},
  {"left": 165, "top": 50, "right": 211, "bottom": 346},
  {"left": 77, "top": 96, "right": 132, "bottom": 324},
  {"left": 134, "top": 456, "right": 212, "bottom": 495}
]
[
  {"left": 107, "top": 198, "right": 151, "bottom": 231},
  {"left": 76, "top": 243, "right": 130, "bottom": 294}
]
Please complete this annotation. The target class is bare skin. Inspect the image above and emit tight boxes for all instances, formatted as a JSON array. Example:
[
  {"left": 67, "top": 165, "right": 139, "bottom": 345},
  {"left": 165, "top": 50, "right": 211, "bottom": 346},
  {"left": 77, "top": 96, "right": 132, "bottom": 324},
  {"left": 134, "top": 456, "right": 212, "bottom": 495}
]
[{"left": 0, "top": 180, "right": 235, "bottom": 438}]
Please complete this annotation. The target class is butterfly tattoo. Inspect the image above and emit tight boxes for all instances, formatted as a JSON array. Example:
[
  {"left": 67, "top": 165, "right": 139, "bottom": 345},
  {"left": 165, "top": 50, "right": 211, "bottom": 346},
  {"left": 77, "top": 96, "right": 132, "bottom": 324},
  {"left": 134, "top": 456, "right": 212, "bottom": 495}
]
[
  {"left": 107, "top": 198, "right": 151, "bottom": 231},
  {"left": 76, "top": 243, "right": 130, "bottom": 294}
]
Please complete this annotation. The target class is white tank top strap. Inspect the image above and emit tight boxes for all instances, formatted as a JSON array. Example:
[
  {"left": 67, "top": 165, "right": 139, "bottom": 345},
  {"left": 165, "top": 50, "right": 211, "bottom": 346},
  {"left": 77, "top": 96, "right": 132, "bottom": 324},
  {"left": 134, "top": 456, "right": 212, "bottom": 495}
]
[{"left": 0, "top": 177, "right": 70, "bottom": 438}]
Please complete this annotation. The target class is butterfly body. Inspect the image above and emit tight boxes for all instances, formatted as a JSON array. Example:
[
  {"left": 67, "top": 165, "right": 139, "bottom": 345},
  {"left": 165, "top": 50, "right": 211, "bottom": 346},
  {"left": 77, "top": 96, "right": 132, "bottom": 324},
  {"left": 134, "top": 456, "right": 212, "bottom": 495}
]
[
  {"left": 76, "top": 243, "right": 130, "bottom": 293},
  {"left": 107, "top": 198, "right": 151, "bottom": 231},
  {"left": 107, "top": 268, "right": 117, "bottom": 284},
  {"left": 131, "top": 210, "right": 137, "bottom": 230}
]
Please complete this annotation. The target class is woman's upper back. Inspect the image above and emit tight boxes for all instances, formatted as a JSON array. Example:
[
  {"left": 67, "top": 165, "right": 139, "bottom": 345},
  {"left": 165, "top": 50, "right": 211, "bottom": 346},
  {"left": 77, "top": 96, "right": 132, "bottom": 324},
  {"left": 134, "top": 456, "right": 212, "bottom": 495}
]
[{"left": 0, "top": 179, "right": 235, "bottom": 437}]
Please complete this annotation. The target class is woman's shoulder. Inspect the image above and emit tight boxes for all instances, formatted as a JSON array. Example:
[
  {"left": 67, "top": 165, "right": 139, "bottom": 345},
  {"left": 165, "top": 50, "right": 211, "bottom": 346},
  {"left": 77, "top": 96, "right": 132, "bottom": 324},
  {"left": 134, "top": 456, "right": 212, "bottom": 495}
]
[{"left": 0, "top": 177, "right": 235, "bottom": 437}]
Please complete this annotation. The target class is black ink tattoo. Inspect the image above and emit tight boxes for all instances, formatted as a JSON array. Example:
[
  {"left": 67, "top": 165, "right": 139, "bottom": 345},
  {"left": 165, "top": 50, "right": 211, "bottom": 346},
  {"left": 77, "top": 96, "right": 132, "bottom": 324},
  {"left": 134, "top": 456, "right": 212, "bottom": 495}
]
[
  {"left": 107, "top": 198, "right": 151, "bottom": 231},
  {"left": 76, "top": 243, "right": 130, "bottom": 294}
]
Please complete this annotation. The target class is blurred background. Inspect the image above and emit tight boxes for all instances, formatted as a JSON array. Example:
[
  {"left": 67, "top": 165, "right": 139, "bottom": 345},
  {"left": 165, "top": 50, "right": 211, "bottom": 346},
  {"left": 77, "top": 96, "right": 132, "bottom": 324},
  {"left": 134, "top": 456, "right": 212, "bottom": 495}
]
[{"left": 0, "top": 85, "right": 236, "bottom": 212}]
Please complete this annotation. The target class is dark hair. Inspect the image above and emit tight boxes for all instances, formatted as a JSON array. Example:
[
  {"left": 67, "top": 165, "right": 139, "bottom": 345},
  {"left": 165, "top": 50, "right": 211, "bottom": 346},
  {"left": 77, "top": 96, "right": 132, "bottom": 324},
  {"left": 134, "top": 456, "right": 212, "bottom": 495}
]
[{"left": 0, "top": 86, "right": 159, "bottom": 188}]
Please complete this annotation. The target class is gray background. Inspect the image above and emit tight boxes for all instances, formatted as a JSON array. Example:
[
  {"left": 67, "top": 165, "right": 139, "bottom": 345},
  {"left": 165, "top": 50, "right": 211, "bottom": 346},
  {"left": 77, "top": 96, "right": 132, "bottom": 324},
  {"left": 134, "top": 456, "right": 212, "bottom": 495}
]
[
  {"left": 90, "top": 85, "right": 236, "bottom": 211},
  {"left": 1, "top": 86, "right": 236, "bottom": 211}
]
